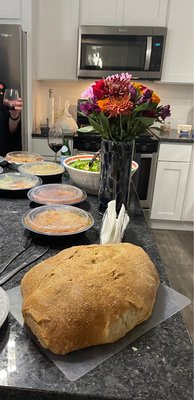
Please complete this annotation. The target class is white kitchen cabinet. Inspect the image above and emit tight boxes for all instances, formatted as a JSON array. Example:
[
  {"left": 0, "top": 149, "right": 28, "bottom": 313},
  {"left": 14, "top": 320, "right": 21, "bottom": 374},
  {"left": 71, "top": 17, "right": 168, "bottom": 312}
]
[
  {"left": 150, "top": 142, "right": 193, "bottom": 229},
  {"left": 123, "top": 0, "right": 168, "bottom": 26},
  {"left": 182, "top": 163, "right": 194, "bottom": 222},
  {"left": 36, "top": 0, "right": 79, "bottom": 79},
  {"left": 79, "top": 0, "right": 168, "bottom": 26},
  {"left": 151, "top": 161, "right": 189, "bottom": 220},
  {"left": 0, "top": 0, "right": 20, "bottom": 19},
  {"left": 79, "top": 0, "right": 124, "bottom": 25},
  {"left": 162, "top": 0, "right": 194, "bottom": 83}
]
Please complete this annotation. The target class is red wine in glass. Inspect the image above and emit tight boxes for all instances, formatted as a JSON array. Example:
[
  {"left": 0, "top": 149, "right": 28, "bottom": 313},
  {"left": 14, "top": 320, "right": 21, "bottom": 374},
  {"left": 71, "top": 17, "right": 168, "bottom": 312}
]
[
  {"left": 3, "top": 89, "right": 19, "bottom": 110},
  {"left": 48, "top": 143, "right": 63, "bottom": 153},
  {"left": 47, "top": 126, "right": 63, "bottom": 163}
]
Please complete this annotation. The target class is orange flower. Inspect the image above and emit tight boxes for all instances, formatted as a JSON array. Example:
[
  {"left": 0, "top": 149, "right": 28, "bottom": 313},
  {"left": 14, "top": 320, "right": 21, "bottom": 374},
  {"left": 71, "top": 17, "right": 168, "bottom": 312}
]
[
  {"left": 151, "top": 92, "right": 160, "bottom": 103},
  {"left": 98, "top": 96, "right": 134, "bottom": 117},
  {"left": 132, "top": 82, "right": 147, "bottom": 94},
  {"left": 97, "top": 98, "right": 110, "bottom": 112}
]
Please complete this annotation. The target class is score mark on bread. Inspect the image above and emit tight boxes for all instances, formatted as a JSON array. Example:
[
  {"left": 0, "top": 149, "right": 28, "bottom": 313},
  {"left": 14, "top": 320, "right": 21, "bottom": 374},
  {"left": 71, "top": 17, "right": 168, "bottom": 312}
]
[{"left": 21, "top": 243, "right": 159, "bottom": 355}]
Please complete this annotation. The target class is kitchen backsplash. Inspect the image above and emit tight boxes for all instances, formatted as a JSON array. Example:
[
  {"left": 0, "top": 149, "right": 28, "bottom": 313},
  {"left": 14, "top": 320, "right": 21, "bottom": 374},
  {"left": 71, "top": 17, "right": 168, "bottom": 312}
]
[{"left": 33, "top": 80, "right": 194, "bottom": 132}]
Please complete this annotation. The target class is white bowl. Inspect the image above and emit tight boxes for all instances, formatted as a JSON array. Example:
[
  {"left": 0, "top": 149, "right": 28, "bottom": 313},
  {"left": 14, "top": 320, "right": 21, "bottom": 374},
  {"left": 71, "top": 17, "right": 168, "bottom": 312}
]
[
  {"left": 64, "top": 155, "right": 100, "bottom": 195},
  {"left": 64, "top": 154, "right": 139, "bottom": 195}
]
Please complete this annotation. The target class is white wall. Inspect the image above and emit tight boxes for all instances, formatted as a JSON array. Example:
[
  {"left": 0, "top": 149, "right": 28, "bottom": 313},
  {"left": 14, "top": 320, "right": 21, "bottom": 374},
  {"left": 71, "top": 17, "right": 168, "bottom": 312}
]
[{"left": 32, "top": 80, "right": 194, "bottom": 133}]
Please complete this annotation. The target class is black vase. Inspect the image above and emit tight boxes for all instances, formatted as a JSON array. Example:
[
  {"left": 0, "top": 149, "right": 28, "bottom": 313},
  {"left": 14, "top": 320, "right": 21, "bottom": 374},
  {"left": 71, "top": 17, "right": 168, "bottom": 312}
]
[{"left": 98, "top": 139, "right": 135, "bottom": 214}]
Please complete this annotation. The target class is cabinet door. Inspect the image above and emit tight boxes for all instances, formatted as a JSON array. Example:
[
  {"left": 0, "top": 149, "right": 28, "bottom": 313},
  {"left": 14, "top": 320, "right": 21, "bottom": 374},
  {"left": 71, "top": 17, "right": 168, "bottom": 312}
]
[
  {"left": 123, "top": 0, "right": 168, "bottom": 26},
  {"left": 79, "top": 0, "right": 124, "bottom": 25},
  {"left": 0, "top": 0, "right": 20, "bottom": 19},
  {"left": 162, "top": 0, "right": 193, "bottom": 83},
  {"left": 151, "top": 161, "right": 189, "bottom": 220},
  {"left": 37, "top": 0, "right": 79, "bottom": 79},
  {"left": 182, "top": 163, "right": 194, "bottom": 222}
]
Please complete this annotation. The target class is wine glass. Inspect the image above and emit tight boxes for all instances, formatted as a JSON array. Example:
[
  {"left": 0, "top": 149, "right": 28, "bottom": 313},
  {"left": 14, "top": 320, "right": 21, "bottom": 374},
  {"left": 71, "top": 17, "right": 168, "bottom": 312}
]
[
  {"left": 47, "top": 125, "right": 64, "bottom": 163},
  {"left": 3, "top": 89, "right": 19, "bottom": 110}
]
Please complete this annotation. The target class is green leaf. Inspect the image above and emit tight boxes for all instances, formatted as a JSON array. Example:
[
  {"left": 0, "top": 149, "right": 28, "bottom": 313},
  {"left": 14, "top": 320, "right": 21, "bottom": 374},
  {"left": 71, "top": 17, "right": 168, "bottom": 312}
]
[
  {"left": 98, "top": 112, "right": 110, "bottom": 133},
  {"left": 133, "top": 102, "right": 150, "bottom": 113},
  {"left": 88, "top": 117, "right": 103, "bottom": 134},
  {"left": 136, "top": 117, "right": 155, "bottom": 127}
]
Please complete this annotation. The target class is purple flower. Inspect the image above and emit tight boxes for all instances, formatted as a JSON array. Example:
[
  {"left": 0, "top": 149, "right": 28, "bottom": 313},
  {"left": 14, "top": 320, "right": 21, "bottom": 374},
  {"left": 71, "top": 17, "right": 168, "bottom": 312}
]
[
  {"left": 128, "top": 84, "right": 136, "bottom": 100},
  {"left": 144, "top": 88, "right": 152, "bottom": 99},
  {"left": 159, "top": 105, "right": 171, "bottom": 120},
  {"left": 80, "top": 100, "right": 100, "bottom": 115}
]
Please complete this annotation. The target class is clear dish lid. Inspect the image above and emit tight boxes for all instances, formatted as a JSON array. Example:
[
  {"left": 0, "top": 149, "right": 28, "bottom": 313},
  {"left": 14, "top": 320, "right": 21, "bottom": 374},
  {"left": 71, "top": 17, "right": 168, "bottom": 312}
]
[
  {"left": 5, "top": 151, "right": 44, "bottom": 164},
  {"left": 27, "top": 184, "right": 87, "bottom": 205},
  {"left": 18, "top": 161, "right": 64, "bottom": 176},
  {"left": 23, "top": 204, "right": 94, "bottom": 236},
  {"left": 0, "top": 173, "right": 42, "bottom": 190}
]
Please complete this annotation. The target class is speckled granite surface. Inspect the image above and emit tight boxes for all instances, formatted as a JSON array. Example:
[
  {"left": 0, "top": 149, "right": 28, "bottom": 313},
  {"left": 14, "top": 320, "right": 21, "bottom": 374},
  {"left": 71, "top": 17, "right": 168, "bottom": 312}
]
[
  {"left": 151, "top": 128, "right": 194, "bottom": 143},
  {"left": 0, "top": 177, "right": 192, "bottom": 400}
]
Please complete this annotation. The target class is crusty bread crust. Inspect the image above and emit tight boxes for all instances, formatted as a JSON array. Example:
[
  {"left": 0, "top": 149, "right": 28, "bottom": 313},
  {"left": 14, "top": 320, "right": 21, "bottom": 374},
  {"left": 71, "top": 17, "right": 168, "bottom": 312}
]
[{"left": 21, "top": 243, "right": 159, "bottom": 355}]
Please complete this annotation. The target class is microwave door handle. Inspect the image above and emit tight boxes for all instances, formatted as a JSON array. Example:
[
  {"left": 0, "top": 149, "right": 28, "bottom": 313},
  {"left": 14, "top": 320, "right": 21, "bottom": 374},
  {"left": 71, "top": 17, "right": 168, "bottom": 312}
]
[{"left": 144, "top": 36, "right": 152, "bottom": 70}]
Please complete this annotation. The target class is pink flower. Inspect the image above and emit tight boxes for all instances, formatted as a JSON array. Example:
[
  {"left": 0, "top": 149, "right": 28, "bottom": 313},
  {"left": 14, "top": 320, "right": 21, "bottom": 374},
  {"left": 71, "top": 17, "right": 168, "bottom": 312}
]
[{"left": 81, "top": 86, "right": 95, "bottom": 99}]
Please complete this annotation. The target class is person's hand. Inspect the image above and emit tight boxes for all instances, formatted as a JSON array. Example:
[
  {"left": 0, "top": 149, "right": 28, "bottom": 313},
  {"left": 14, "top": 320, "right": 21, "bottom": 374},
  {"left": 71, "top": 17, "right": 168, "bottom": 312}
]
[{"left": 9, "top": 98, "right": 23, "bottom": 120}]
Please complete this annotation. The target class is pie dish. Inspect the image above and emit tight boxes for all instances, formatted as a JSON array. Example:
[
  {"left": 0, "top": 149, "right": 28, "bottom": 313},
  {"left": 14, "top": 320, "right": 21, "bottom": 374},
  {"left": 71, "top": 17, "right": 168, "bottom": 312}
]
[
  {"left": 5, "top": 151, "right": 44, "bottom": 170},
  {"left": 18, "top": 161, "right": 64, "bottom": 183},
  {"left": 0, "top": 173, "right": 42, "bottom": 192},
  {"left": 27, "top": 184, "right": 87, "bottom": 205},
  {"left": 22, "top": 204, "right": 94, "bottom": 236}
]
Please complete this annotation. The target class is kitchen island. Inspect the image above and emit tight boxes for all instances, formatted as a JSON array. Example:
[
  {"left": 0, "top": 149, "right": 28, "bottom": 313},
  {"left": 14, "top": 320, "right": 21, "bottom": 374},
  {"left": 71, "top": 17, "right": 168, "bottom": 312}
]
[{"left": 0, "top": 181, "right": 192, "bottom": 400}]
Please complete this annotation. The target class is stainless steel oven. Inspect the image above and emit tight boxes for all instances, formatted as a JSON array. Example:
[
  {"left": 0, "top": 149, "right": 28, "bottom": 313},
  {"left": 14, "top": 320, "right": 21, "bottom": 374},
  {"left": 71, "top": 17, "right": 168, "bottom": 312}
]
[{"left": 133, "top": 151, "right": 158, "bottom": 209}]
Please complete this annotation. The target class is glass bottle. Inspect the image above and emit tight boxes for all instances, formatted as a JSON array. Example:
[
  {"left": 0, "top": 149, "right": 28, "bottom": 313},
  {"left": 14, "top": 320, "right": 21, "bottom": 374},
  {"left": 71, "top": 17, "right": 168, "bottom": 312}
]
[{"left": 60, "top": 138, "right": 71, "bottom": 167}]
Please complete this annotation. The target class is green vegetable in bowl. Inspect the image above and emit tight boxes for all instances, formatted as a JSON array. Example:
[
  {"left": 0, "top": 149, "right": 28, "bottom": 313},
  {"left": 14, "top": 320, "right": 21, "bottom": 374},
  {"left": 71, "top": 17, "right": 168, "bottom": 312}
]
[{"left": 70, "top": 159, "right": 100, "bottom": 172}]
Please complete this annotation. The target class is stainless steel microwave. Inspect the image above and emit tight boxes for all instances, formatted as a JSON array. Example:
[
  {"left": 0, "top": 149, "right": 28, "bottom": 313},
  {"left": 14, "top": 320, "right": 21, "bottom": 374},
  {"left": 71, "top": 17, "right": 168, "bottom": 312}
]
[{"left": 77, "top": 25, "right": 167, "bottom": 80}]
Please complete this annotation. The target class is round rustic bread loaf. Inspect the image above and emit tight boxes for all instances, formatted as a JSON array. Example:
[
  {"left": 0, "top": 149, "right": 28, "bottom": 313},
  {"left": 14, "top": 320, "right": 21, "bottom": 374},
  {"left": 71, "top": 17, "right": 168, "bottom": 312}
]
[{"left": 21, "top": 243, "right": 159, "bottom": 355}]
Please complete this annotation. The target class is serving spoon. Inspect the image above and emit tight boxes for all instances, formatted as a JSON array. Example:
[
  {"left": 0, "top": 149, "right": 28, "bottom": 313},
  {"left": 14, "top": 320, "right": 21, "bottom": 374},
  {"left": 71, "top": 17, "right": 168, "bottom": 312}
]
[{"left": 88, "top": 150, "right": 101, "bottom": 168}]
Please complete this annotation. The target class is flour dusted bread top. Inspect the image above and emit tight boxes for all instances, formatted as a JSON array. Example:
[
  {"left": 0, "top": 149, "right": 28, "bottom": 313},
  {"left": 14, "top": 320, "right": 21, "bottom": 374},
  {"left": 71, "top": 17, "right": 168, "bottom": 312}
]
[{"left": 21, "top": 243, "right": 159, "bottom": 355}]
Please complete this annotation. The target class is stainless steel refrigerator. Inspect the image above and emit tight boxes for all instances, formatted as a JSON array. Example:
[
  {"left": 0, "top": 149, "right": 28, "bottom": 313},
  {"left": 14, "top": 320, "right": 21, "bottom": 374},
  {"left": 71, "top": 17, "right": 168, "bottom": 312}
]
[{"left": 0, "top": 24, "right": 27, "bottom": 152}]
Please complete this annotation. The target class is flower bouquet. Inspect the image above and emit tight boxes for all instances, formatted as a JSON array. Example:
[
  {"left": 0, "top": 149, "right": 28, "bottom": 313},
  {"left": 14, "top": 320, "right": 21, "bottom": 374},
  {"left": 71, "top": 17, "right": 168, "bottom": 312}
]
[
  {"left": 80, "top": 73, "right": 171, "bottom": 213},
  {"left": 80, "top": 72, "right": 171, "bottom": 142}
]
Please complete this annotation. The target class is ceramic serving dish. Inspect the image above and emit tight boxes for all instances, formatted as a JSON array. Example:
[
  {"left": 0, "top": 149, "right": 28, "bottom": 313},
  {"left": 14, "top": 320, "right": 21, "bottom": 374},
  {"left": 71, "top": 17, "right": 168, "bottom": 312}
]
[{"left": 64, "top": 154, "right": 139, "bottom": 195}]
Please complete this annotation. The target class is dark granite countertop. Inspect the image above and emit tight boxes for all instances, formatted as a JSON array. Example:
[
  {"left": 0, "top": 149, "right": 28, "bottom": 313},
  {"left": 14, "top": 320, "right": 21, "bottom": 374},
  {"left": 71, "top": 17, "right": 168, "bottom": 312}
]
[
  {"left": 150, "top": 128, "right": 194, "bottom": 143},
  {"left": 32, "top": 129, "right": 194, "bottom": 144},
  {"left": 0, "top": 176, "right": 192, "bottom": 400}
]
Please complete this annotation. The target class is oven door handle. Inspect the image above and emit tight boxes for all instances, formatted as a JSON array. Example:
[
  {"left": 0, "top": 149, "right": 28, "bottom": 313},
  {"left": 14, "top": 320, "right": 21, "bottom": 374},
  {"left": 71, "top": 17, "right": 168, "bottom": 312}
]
[
  {"left": 144, "top": 36, "right": 152, "bottom": 70},
  {"left": 140, "top": 153, "right": 154, "bottom": 159}
]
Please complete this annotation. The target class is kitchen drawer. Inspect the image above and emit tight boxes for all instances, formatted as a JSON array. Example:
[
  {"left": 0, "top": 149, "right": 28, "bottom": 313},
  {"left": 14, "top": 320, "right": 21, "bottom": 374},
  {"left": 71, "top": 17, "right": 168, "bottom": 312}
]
[{"left": 158, "top": 143, "right": 192, "bottom": 162}]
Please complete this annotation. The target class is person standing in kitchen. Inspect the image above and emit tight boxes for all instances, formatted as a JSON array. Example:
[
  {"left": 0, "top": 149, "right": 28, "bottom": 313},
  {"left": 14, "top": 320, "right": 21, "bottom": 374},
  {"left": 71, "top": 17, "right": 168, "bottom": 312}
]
[{"left": 0, "top": 82, "right": 23, "bottom": 156}]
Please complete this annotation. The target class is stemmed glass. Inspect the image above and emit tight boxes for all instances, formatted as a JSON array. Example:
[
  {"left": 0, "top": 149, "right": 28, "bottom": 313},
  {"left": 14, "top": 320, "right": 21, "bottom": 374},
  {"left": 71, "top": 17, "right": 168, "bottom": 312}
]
[
  {"left": 47, "top": 125, "right": 63, "bottom": 163},
  {"left": 3, "top": 89, "right": 19, "bottom": 110}
]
